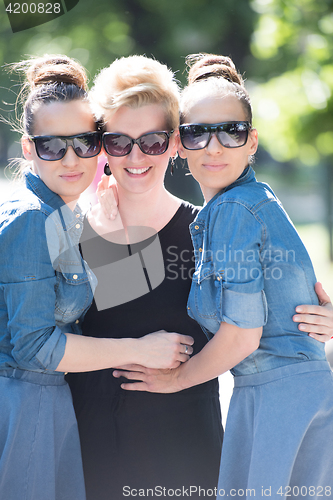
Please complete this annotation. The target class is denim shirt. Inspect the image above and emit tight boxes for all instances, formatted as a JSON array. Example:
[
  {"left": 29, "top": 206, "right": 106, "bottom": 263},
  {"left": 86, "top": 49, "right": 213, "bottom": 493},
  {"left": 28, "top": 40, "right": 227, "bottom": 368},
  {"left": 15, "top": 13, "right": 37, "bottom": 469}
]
[
  {"left": 187, "top": 166, "right": 326, "bottom": 375},
  {"left": 0, "top": 170, "right": 97, "bottom": 373}
]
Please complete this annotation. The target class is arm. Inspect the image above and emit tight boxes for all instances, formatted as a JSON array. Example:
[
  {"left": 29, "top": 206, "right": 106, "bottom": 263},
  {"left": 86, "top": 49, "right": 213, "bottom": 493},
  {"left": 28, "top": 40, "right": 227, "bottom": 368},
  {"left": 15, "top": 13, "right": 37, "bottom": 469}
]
[
  {"left": 114, "top": 322, "right": 262, "bottom": 393},
  {"left": 293, "top": 282, "right": 333, "bottom": 342},
  {"left": 56, "top": 330, "right": 193, "bottom": 373},
  {"left": 4, "top": 211, "right": 193, "bottom": 373}
]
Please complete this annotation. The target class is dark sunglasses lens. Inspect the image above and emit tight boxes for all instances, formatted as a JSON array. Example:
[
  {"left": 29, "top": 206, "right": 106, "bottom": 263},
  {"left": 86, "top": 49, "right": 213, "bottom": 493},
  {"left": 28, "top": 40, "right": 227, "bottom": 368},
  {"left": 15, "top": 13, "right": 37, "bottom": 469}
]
[
  {"left": 104, "top": 134, "right": 132, "bottom": 156},
  {"left": 217, "top": 124, "right": 248, "bottom": 148},
  {"left": 139, "top": 133, "right": 168, "bottom": 155},
  {"left": 73, "top": 134, "right": 101, "bottom": 158},
  {"left": 36, "top": 137, "right": 66, "bottom": 160},
  {"left": 180, "top": 126, "right": 209, "bottom": 150}
]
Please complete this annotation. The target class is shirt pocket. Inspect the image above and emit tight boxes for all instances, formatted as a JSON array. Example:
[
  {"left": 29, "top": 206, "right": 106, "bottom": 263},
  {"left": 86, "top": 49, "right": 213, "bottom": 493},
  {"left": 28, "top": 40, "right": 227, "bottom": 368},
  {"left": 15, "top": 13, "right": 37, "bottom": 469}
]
[{"left": 54, "top": 266, "right": 95, "bottom": 326}]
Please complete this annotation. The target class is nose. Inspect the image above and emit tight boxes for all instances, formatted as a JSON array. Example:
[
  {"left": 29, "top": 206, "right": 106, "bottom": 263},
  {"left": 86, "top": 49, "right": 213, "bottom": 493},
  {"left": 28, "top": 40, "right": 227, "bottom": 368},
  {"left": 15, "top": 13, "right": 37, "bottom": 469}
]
[
  {"left": 128, "top": 143, "right": 146, "bottom": 163},
  {"left": 206, "top": 133, "right": 223, "bottom": 154},
  {"left": 206, "top": 133, "right": 223, "bottom": 153},
  {"left": 61, "top": 146, "right": 79, "bottom": 167}
]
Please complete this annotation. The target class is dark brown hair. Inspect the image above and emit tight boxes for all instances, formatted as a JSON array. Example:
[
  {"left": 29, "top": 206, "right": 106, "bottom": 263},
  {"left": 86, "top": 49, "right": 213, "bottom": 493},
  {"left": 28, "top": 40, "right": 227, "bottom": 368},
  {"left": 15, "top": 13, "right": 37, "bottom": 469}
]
[
  {"left": 12, "top": 54, "right": 89, "bottom": 135},
  {"left": 181, "top": 53, "right": 252, "bottom": 125}
]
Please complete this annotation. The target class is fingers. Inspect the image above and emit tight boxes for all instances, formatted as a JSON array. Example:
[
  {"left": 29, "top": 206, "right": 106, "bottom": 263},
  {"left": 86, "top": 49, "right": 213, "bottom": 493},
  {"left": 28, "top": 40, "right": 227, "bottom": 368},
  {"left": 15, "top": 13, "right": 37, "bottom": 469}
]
[
  {"left": 97, "top": 189, "right": 118, "bottom": 220},
  {"left": 308, "top": 332, "right": 332, "bottom": 343},
  {"left": 314, "top": 282, "right": 331, "bottom": 306},
  {"left": 181, "top": 343, "right": 193, "bottom": 356},
  {"left": 293, "top": 312, "right": 324, "bottom": 327},
  {"left": 113, "top": 370, "right": 146, "bottom": 381},
  {"left": 177, "top": 334, "right": 194, "bottom": 346},
  {"left": 294, "top": 305, "right": 329, "bottom": 318},
  {"left": 96, "top": 176, "right": 119, "bottom": 220},
  {"left": 112, "top": 364, "right": 145, "bottom": 371},
  {"left": 120, "top": 382, "right": 149, "bottom": 392},
  {"left": 96, "top": 173, "right": 110, "bottom": 192}
]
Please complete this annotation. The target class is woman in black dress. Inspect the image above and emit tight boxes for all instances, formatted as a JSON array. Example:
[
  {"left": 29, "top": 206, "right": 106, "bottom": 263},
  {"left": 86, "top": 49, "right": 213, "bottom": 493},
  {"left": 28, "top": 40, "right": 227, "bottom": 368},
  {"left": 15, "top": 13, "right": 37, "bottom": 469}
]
[{"left": 67, "top": 55, "right": 333, "bottom": 500}]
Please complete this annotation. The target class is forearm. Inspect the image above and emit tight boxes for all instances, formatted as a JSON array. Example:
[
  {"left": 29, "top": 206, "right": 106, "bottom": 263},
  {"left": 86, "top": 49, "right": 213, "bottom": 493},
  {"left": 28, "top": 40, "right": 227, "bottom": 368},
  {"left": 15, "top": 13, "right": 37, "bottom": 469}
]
[
  {"left": 175, "top": 323, "right": 262, "bottom": 391},
  {"left": 55, "top": 333, "right": 143, "bottom": 373},
  {"left": 55, "top": 329, "right": 193, "bottom": 373}
]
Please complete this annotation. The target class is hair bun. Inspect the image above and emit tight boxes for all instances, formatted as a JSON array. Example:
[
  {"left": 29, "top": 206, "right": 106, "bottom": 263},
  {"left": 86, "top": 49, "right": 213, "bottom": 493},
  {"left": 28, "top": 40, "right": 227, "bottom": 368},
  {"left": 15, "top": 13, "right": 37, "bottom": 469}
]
[
  {"left": 25, "top": 54, "right": 87, "bottom": 90},
  {"left": 186, "top": 53, "right": 244, "bottom": 86}
]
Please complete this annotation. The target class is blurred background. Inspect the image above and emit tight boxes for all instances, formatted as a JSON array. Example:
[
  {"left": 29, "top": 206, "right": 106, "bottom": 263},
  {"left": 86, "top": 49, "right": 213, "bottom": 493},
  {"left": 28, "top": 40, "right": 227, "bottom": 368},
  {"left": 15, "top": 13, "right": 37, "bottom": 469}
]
[{"left": 0, "top": 0, "right": 332, "bottom": 411}]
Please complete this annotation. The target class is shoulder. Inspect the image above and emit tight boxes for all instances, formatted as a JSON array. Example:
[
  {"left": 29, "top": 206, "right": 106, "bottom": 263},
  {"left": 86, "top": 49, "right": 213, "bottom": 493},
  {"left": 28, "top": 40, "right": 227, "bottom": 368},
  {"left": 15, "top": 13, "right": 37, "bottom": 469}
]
[
  {"left": 0, "top": 187, "right": 59, "bottom": 246},
  {"left": 214, "top": 180, "right": 278, "bottom": 215},
  {"left": 0, "top": 184, "right": 55, "bottom": 221}
]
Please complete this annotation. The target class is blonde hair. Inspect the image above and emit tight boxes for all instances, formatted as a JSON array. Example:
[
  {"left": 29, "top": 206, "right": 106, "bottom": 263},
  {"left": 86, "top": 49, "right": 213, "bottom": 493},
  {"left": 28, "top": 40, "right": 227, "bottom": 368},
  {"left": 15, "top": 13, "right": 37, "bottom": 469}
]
[
  {"left": 180, "top": 53, "right": 252, "bottom": 125},
  {"left": 89, "top": 55, "right": 180, "bottom": 130}
]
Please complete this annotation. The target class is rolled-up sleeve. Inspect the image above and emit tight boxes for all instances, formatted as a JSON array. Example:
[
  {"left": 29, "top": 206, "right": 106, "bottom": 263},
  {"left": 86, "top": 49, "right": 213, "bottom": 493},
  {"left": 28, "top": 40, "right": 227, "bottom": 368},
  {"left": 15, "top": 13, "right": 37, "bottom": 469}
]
[
  {"left": 2, "top": 210, "right": 67, "bottom": 371},
  {"left": 210, "top": 201, "right": 268, "bottom": 329}
]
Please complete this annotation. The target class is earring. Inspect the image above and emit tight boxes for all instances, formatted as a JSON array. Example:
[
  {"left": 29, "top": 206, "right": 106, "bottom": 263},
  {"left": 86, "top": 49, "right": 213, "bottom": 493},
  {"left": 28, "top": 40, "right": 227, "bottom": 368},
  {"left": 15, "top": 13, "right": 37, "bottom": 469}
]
[
  {"left": 104, "top": 163, "right": 112, "bottom": 176},
  {"left": 170, "top": 158, "right": 175, "bottom": 176}
]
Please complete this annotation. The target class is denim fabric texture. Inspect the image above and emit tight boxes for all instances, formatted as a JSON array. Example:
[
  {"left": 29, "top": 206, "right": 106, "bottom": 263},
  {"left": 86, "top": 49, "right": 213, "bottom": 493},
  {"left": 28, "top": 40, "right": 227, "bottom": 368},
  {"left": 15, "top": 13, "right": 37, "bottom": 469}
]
[
  {"left": 187, "top": 166, "right": 326, "bottom": 375},
  {"left": 0, "top": 169, "right": 96, "bottom": 373}
]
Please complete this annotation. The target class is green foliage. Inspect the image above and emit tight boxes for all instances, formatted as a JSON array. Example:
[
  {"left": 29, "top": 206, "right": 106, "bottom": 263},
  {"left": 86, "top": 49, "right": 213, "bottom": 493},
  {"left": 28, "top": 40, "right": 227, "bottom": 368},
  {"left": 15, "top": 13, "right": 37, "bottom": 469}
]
[
  {"left": 0, "top": 0, "right": 332, "bottom": 170},
  {"left": 249, "top": 0, "right": 333, "bottom": 164}
]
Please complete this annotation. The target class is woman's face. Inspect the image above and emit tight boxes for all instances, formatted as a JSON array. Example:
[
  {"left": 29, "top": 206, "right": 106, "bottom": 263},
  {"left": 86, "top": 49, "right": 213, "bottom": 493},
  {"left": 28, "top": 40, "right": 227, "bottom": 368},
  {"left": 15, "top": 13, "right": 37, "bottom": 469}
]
[
  {"left": 178, "top": 94, "right": 258, "bottom": 201},
  {"left": 104, "top": 104, "right": 177, "bottom": 197},
  {"left": 22, "top": 100, "right": 99, "bottom": 205}
]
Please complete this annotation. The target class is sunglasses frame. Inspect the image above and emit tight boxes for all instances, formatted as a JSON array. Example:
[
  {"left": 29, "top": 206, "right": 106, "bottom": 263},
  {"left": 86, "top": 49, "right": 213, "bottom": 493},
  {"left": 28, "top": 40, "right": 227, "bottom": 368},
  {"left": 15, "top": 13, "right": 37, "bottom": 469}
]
[
  {"left": 29, "top": 131, "right": 102, "bottom": 161},
  {"left": 102, "top": 130, "right": 174, "bottom": 157},
  {"left": 179, "top": 121, "right": 252, "bottom": 150}
]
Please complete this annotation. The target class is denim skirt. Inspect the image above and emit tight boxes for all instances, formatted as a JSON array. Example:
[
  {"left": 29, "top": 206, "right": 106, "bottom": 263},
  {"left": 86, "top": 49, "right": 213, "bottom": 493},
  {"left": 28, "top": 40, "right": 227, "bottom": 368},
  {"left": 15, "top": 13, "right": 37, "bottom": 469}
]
[
  {"left": 217, "top": 361, "right": 333, "bottom": 500},
  {"left": 0, "top": 368, "right": 86, "bottom": 500}
]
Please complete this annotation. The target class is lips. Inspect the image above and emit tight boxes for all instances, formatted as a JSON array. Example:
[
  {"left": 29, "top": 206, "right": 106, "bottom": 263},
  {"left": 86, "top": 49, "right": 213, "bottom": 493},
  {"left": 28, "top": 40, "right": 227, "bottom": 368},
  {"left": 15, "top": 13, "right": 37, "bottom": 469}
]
[
  {"left": 60, "top": 172, "right": 84, "bottom": 182},
  {"left": 202, "top": 164, "right": 228, "bottom": 172},
  {"left": 125, "top": 167, "right": 151, "bottom": 175}
]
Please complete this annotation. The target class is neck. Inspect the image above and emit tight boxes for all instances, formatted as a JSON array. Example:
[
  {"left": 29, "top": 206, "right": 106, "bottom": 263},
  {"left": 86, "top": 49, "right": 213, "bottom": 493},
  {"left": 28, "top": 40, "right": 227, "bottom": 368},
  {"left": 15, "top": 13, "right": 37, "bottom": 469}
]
[
  {"left": 200, "top": 185, "right": 221, "bottom": 204},
  {"left": 117, "top": 183, "right": 181, "bottom": 232}
]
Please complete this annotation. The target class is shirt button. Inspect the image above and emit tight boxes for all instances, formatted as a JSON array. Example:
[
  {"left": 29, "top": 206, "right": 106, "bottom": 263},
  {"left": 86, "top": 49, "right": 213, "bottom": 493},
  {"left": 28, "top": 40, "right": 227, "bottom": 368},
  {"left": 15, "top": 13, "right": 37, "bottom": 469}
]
[
  {"left": 75, "top": 223, "right": 81, "bottom": 229},
  {"left": 199, "top": 248, "right": 203, "bottom": 252},
  {"left": 194, "top": 225, "right": 199, "bottom": 230},
  {"left": 73, "top": 274, "right": 78, "bottom": 280},
  {"left": 216, "top": 276, "right": 221, "bottom": 281},
  {"left": 187, "top": 306, "right": 190, "bottom": 310},
  {"left": 76, "top": 213, "right": 80, "bottom": 218},
  {"left": 75, "top": 319, "right": 80, "bottom": 324}
]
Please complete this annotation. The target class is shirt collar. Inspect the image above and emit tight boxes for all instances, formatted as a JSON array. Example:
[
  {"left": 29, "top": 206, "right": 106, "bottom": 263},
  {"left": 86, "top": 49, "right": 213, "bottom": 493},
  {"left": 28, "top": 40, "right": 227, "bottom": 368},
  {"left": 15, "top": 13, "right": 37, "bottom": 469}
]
[
  {"left": 24, "top": 169, "right": 83, "bottom": 229},
  {"left": 195, "top": 166, "right": 256, "bottom": 222}
]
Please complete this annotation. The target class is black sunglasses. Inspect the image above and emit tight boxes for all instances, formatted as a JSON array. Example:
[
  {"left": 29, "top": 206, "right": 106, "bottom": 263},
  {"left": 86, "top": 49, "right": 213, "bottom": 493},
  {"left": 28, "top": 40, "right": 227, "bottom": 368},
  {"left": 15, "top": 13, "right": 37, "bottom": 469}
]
[
  {"left": 179, "top": 121, "right": 251, "bottom": 150},
  {"left": 103, "top": 130, "right": 174, "bottom": 157},
  {"left": 29, "top": 132, "right": 102, "bottom": 161}
]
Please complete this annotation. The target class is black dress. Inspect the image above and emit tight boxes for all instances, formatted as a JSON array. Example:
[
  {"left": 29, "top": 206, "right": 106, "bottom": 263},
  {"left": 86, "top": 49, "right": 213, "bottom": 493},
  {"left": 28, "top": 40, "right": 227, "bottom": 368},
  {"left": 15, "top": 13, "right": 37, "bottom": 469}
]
[{"left": 67, "top": 202, "right": 223, "bottom": 500}]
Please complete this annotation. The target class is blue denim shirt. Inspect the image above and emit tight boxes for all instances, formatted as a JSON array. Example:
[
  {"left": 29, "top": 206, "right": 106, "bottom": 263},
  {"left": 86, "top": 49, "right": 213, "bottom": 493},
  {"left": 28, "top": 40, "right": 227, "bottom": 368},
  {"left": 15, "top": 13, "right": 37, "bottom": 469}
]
[
  {"left": 187, "top": 166, "right": 326, "bottom": 375},
  {"left": 0, "top": 170, "right": 97, "bottom": 373}
]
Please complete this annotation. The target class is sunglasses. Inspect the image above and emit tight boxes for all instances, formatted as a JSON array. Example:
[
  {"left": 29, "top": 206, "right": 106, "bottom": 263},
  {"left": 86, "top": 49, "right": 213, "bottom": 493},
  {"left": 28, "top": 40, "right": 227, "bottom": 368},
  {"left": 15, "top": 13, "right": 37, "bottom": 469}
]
[
  {"left": 29, "top": 132, "right": 102, "bottom": 161},
  {"left": 179, "top": 121, "right": 251, "bottom": 150},
  {"left": 103, "top": 130, "right": 174, "bottom": 157}
]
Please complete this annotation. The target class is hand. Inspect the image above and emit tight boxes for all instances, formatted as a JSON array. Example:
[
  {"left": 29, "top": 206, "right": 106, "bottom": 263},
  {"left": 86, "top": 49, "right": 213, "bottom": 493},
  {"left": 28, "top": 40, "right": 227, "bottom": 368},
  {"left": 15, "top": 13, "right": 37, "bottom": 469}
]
[
  {"left": 113, "top": 364, "right": 183, "bottom": 393},
  {"left": 96, "top": 174, "right": 119, "bottom": 220},
  {"left": 136, "top": 330, "right": 194, "bottom": 369},
  {"left": 293, "top": 282, "right": 333, "bottom": 342}
]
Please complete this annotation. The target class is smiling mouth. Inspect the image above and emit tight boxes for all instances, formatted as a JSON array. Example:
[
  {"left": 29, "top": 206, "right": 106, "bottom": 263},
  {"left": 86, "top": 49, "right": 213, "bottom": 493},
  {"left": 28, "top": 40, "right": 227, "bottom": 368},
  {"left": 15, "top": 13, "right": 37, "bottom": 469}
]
[{"left": 125, "top": 167, "right": 151, "bottom": 175}]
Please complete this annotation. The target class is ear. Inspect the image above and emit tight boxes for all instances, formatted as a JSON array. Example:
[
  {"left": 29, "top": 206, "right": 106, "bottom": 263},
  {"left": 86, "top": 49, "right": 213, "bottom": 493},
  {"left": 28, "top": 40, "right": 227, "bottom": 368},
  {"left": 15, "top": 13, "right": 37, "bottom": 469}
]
[
  {"left": 169, "top": 130, "right": 178, "bottom": 158},
  {"left": 176, "top": 133, "right": 188, "bottom": 160},
  {"left": 21, "top": 135, "right": 34, "bottom": 161},
  {"left": 248, "top": 128, "right": 258, "bottom": 156}
]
